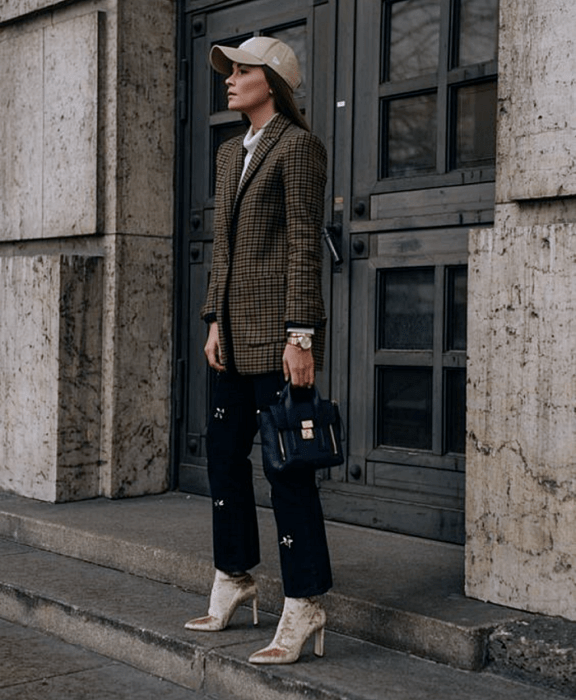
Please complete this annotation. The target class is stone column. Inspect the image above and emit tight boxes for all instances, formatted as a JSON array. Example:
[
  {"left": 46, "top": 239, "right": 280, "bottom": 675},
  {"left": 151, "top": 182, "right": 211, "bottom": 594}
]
[
  {"left": 0, "top": 0, "right": 175, "bottom": 501},
  {"left": 466, "top": 0, "right": 576, "bottom": 620}
]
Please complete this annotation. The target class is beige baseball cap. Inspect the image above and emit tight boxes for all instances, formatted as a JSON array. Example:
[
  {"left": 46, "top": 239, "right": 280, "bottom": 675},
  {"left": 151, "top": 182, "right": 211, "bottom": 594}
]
[{"left": 209, "top": 36, "right": 301, "bottom": 91}]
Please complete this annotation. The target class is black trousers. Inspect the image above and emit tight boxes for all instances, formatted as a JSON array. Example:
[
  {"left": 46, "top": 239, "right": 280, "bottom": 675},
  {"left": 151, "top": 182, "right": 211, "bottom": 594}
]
[{"left": 206, "top": 370, "right": 333, "bottom": 598}]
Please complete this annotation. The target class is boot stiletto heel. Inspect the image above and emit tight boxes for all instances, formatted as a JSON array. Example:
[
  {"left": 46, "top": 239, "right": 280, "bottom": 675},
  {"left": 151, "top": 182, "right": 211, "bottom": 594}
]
[
  {"left": 185, "top": 570, "right": 258, "bottom": 632},
  {"left": 248, "top": 596, "right": 326, "bottom": 664}
]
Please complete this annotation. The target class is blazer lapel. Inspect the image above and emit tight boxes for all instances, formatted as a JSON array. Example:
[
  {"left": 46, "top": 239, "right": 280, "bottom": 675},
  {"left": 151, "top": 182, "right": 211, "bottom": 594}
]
[
  {"left": 234, "top": 114, "right": 292, "bottom": 211},
  {"left": 221, "top": 139, "right": 245, "bottom": 237}
]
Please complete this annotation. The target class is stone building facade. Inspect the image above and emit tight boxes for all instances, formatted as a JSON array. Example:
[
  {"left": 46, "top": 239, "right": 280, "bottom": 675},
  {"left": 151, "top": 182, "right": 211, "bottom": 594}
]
[
  {"left": 1, "top": 0, "right": 576, "bottom": 623},
  {"left": 466, "top": 0, "right": 576, "bottom": 621},
  {"left": 0, "top": 0, "right": 175, "bottom": 501}
]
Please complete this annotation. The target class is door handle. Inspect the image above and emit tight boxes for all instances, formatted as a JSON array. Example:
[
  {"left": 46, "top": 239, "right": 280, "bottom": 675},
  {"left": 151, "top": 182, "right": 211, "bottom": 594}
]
[{"left": 322, "top": 223, "right": 343, "bottom": 266}]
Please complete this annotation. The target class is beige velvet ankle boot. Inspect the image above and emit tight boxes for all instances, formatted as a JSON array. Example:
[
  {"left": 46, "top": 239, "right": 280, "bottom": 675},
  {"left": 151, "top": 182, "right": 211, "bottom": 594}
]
[
  {"left": 248, "top": 596, "right": 326, "bottom": 664},
  {"left": 184, "top": 570, "right": 258, "bottom": 631}
]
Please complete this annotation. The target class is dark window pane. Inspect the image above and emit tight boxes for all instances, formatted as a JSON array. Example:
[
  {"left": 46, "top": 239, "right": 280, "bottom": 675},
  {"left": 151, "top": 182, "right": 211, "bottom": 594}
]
[
  {"left": 454, "top": 81, "right": 496, "bottom": 169},
  {"left": 458, "top": 0, "right": 499, "bottom": 67},
  {"left": 386, "top": 0, "right": 441, "bottom": 82},
  {"left": 210, "top": 122, "right": 246, "bottom": 195},
  {"left": 377, "top": 367, "right": 433, "bottom": 450},
  {"left": 378, "top": 268, "right": 435, "bottom": 349},
  {"left": 211, "top": 35, "right": 253, "bottom": 113},
  {"left": 266, "top": 23, "right": 307, "bottom": 101},
  {"left": 382, "top": 93, "right": 437, "bottom": 177},
  {"left": 446, "top": 266, "right": 467, "bottom": 351},
  {"left": 445, "top": 369, "right": 466, "bottom": 454}
]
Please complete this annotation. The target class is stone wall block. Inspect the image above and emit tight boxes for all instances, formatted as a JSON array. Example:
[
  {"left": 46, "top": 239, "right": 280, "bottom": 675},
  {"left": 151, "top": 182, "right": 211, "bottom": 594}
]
[
  {"left": 466, "top": 225, "right": 576, "bottom": 620},
  {"left": 56, "top": 256, "right": 103, "bottom": 501},
  {"left": 43, "top": 11, "right": 101, "bottom": 237},
  {"left": 116, "top": 0, "right": 175, "bottom": 236},
  {"left": 498, "top": 0, "right": 576, "bottom": 201},
  {"left": 0, "top": 256, "right": 59, "bottom": 500},
  {"left": 0, "top": 10, "right": 101, "bottom": 241},
  {"left": 0, "top": 255, "right": 103, "bottom": 502},
  {"left": 99, "top": 235, "right": 173, "bottom": 498},
  {"left": 0, "top": 0, "right": 61, "bottom": 23},
  {"left": 0, "top": 28, "right": 43, "bottom": 239}
]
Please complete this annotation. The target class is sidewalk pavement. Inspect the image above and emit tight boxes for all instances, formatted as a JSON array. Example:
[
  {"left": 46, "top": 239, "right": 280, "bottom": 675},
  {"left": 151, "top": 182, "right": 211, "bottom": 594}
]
[{"left": 0, "top": 617, "right": 210, "bottom": 699}]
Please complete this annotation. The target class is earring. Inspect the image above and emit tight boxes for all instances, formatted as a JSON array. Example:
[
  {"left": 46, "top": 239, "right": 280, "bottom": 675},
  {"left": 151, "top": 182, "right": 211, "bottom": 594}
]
[{"left": 269, "top": 89, "right": 273, "bottom": 95}]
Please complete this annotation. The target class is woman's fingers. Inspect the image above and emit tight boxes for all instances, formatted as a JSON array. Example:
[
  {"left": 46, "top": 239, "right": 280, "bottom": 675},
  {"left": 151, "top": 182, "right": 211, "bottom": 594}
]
[
  {"left": 205, "top": 322, "right": 225, "bottom": 371},
  {"left": 282, "top": 344, "right": 314, "bottom": 387}
]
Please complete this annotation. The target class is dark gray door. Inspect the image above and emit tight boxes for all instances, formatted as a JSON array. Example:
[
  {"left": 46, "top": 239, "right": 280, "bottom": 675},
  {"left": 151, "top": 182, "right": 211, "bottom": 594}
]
[{"left": 174, "top": 0, "right": 499, "bottom": 543}]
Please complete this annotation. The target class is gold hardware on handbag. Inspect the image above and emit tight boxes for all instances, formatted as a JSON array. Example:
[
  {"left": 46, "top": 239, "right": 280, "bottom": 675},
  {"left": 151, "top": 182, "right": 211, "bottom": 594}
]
[{"left": 301, "top": 419, "right": 314, "bottom": 440}]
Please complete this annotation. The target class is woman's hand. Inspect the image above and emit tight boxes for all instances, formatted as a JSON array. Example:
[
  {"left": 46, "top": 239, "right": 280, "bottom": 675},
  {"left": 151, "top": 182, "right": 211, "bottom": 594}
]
[
  {"left": 283, "top": 344, "right": 314, "bottom": 388},
  {"left": 205, "top": 322, "right": 225, "bottom": 372}
]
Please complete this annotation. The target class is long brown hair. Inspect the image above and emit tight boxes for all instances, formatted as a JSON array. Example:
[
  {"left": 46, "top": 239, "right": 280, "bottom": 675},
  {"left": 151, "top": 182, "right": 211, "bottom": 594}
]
[{"left": 262, "top": 65, "right": 310, "bottom": 132}]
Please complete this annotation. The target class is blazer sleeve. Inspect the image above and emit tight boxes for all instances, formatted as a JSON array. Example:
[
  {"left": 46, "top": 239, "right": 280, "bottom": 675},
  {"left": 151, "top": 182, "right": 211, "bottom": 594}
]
[{"left": 282, "top": 131, "right": 327, "bottom": 328}]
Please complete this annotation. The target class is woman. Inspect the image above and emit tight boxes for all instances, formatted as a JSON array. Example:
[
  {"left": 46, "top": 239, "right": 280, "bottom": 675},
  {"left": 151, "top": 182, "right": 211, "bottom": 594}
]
[{"left": 184, "top": 36, "right": 332, "bottom": 665}]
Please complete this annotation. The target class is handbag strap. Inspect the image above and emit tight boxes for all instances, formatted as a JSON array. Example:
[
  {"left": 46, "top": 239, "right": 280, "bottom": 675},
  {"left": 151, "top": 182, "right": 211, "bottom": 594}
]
[{"left": 282, "top": 383, "right": 322, "bottom": 414}]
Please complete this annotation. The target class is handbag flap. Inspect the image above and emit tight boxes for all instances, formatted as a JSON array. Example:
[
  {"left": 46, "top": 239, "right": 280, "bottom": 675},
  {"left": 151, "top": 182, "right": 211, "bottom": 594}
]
[{"left": 266, "top": 386, "right": 339, "bottom": 430}]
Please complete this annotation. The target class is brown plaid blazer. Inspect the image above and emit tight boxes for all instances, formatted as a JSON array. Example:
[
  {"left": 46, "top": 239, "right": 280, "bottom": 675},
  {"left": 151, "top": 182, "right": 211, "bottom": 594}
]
[{"left": 201, "top": 114, "right": 327, "bottom": 375}]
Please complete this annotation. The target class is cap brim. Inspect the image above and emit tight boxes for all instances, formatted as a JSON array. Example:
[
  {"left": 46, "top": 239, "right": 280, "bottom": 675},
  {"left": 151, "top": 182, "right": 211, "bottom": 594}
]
[{"left": 209, "top": 45, "right": 266, "bottom": 75}]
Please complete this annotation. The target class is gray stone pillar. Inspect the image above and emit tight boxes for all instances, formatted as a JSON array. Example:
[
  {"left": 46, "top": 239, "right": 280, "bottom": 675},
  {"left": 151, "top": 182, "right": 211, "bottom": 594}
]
[
  {"left": 466, "top": 0, "right": 576, "bottom": 619},
  {"left": 0, "top": 0, "right": 175, "bottom": 501}
]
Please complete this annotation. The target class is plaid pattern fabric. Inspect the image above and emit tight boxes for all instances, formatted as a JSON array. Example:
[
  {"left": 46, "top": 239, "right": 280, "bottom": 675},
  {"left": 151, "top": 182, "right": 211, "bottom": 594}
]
[{"left": 201, "top": 114, "right": 327, "bottom": 375}]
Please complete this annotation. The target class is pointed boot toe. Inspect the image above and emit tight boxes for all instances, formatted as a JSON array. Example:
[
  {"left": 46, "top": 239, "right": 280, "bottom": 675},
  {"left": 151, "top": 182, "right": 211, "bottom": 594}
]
[{"left": 184, "top": 570, "right": 258, "bottom": 632}]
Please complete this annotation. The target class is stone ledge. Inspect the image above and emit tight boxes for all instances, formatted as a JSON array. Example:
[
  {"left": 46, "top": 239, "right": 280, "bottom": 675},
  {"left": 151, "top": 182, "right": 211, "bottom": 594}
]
[{"left": 489, "top": 618, "right": 576, "bottom": 697}]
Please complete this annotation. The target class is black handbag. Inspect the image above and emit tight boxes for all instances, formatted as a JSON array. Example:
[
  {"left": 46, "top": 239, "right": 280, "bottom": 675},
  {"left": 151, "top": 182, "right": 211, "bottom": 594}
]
[{"left": 257, "top": 384, "right": 344, "bottom": 472}]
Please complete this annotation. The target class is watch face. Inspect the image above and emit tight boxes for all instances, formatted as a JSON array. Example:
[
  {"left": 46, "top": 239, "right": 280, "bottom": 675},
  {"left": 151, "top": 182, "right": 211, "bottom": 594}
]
[{"left": 299, "top": 336, "right": 312, "bottom": 350}]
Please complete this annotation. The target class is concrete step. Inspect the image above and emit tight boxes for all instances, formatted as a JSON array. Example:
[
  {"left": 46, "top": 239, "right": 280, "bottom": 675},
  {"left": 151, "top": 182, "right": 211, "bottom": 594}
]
[
  {"left": 0, "top": 616, "right": 211, "bottom": 699},
  {"left": 0, "top": 537, "right": 568, "bottom": 700},
  {"left": 0, "top": 492, "right": 528, "bottom": 673}
]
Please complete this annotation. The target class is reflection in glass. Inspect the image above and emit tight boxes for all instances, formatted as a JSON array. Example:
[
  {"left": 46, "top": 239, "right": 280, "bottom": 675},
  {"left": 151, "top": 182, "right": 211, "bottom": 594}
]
[
  {"left": 378, "top": 268, "right": 435, "bottom": 349},
  {"left": 266, "top": 23, "right": 307, "bottom": 101},
  {"left": 445, "top": 369, "right": 466, "bottom": 454},
  {"left": 454, "top": 81, "right": 496, "bottom": 169},
  {"left": 387, "top": 0, "right": 440, "bottom": 81},
  {"left": 446, "top": 267, "right": 467, "bottom": 351},
  {"left": 377, "top": 367, "right": 433, "bottom": 450},
  {"left": 383, "top": 93, "right": 437, "bottom": 177},
  {"left": 210, "top": 122, "right": 247, "bottom": 195},
  {"left": 458, "top": 0, "right": 499, "bottom": 67}
]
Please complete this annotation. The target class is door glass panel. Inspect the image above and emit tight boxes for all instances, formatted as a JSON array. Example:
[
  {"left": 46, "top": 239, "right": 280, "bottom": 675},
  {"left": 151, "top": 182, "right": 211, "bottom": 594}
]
[
  {"left": 456, "top": 82, "right": 496, "bottom": 168},
  {"left": 382, "top": 93, "right": 437, "bottom": 177},
  {"left": 446, "top": 266, "right": 467, "bottom": 350},
  {"left": 454, "top": 81, "right": 496, "bottom": 169},
  {"left": 266, "top": 23, "right": 307, "bottom": 101},
  {"left": 445, "top": 368, "right": 466, "bottom": 454},
  {"left": 377, "top": 367, "right": 433, "bottom": 450},
  {"left": 387, "top": 0, "right": 441, "bottom": 81},
  {"left": 458, "top": 0, "right": 499, "bottom": 67},
  {"left": 378, "top": 267, "right": 435, "bottom": 349}
]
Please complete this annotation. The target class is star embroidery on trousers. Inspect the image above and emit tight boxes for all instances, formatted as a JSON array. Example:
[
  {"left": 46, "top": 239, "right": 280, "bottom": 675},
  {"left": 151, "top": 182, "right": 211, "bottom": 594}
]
[
  {"left": 280, "top": 535, "right": 294, "bottom": 549},
  {"left": 214, "top": 499, "right": 225, "bottom": 508},
  {"left": 214, "top": 407, "right": 225, "bottom": 420}
]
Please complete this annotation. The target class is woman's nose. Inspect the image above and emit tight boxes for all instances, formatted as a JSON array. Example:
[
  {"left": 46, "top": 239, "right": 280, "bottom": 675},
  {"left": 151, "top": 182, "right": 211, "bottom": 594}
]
[{"left": 225, "top": 74, "right": 234, "bottom": 86}]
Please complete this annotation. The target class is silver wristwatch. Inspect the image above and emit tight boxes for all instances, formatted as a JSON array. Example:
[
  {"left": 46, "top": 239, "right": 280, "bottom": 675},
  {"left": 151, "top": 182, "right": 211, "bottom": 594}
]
[{"left": 287, "top": 332, "right": 312, "bottom": 350}]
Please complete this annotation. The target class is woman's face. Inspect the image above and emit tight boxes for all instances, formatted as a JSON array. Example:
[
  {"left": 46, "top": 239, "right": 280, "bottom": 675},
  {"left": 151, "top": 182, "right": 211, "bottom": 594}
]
[{"left": 225, "top": 63, "right": 273, "bottom": 115}]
